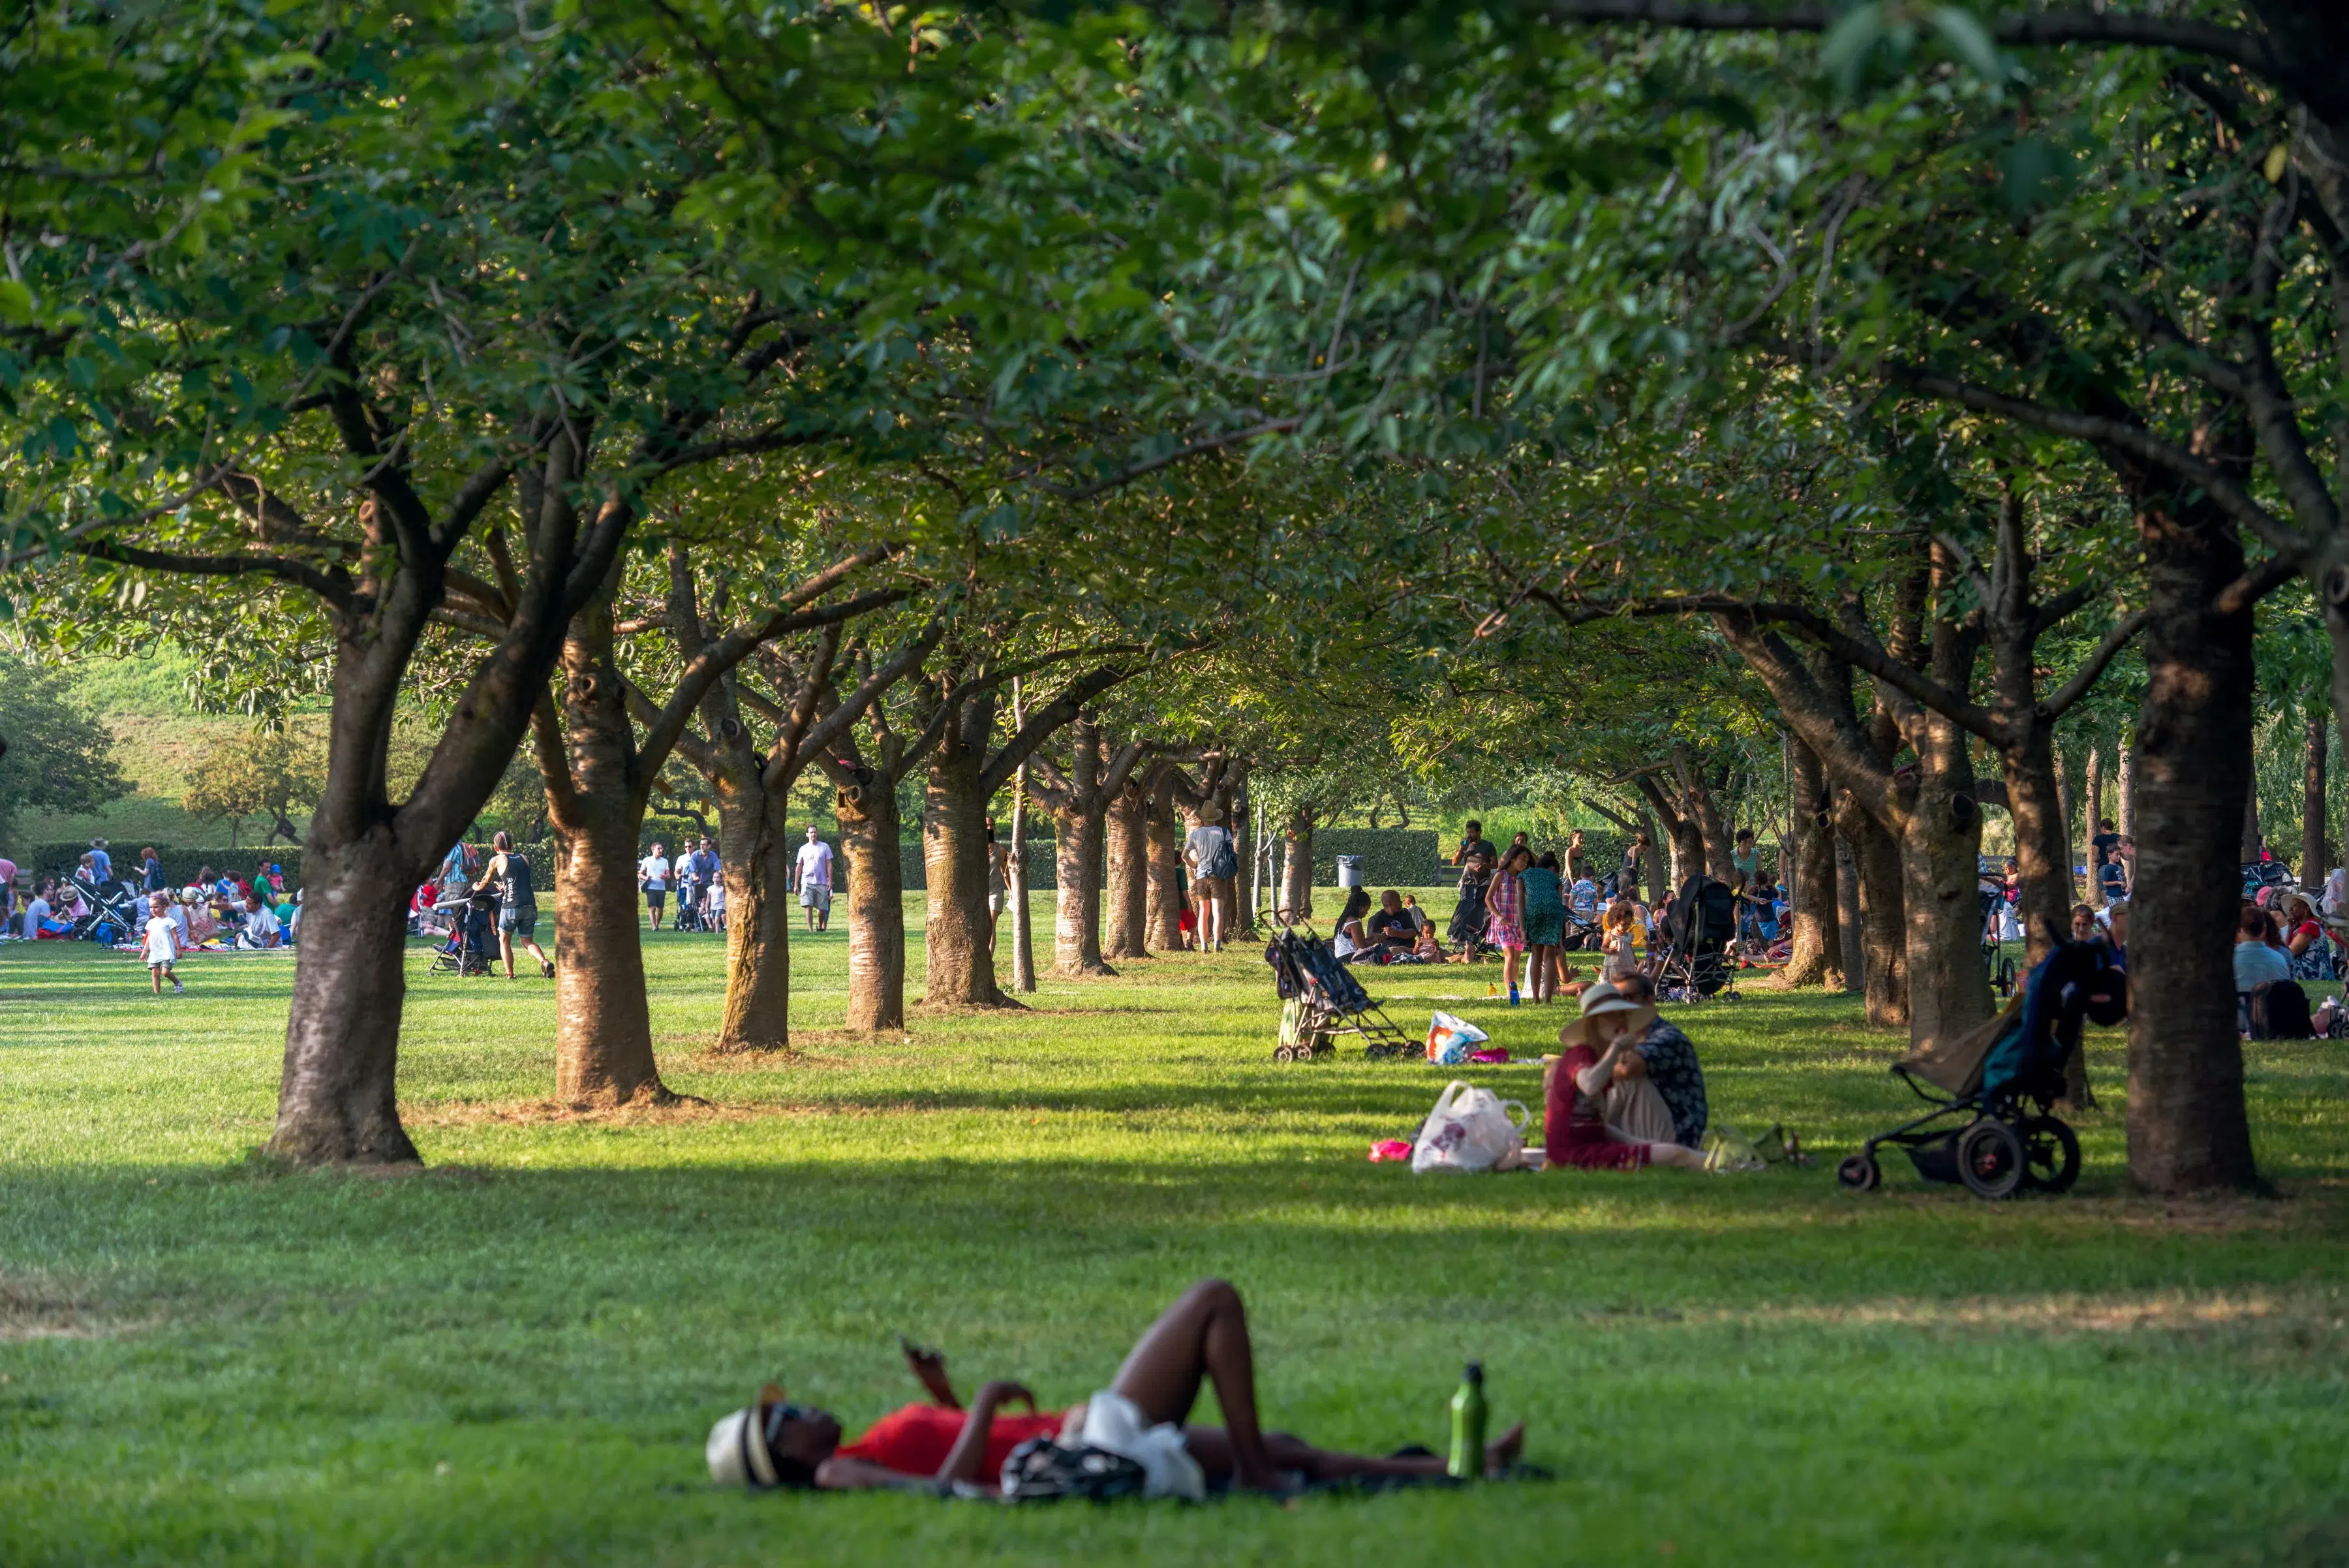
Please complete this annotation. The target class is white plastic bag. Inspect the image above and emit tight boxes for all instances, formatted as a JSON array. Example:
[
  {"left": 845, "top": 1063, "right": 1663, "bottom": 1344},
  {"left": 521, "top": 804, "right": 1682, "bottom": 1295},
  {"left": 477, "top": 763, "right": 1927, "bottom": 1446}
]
[
  {"left": 1425, "top": 1010, "right": 1491, "bottom": 1066},
  {"left": 1411, "top": 1080, "right": 1530, "bottom": 1175}
]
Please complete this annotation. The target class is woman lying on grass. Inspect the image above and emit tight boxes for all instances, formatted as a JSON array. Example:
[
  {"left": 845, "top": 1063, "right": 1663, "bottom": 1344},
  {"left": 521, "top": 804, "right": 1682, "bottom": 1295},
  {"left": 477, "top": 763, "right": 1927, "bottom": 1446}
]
[{"left": 707, "top": 1278, "right": 1524, "bottom": 1499}]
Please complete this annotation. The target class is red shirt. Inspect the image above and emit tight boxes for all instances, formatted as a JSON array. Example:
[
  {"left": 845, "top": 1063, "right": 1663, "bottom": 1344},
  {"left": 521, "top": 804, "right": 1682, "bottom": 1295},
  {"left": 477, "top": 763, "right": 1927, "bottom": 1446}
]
[{"left": 835, "top": 1404, "right": 1066, "bottom": 1478}]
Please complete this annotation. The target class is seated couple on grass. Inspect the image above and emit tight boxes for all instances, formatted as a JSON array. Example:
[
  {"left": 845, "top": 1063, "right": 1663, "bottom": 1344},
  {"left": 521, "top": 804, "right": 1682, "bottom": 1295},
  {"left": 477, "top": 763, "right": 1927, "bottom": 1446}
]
[
  {"left": 1334, "top": 889, "right": 1445, "bottom": 964},
  {"left": 1544, "top": 976, "right": 1713, "bottom": 1171},
  {"left": 707, "top": 1278, "right": 1524, "bottom": 1499}
]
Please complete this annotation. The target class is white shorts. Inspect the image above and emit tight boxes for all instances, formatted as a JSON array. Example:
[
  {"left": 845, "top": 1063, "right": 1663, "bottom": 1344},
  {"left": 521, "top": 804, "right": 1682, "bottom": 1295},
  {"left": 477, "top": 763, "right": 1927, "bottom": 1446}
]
[
  {"left": 1077, "top": 1389, "right": 1206, "bottom": 1501},
  {"left": 799, "top": 885, "right": 831, "bottom": 911}
]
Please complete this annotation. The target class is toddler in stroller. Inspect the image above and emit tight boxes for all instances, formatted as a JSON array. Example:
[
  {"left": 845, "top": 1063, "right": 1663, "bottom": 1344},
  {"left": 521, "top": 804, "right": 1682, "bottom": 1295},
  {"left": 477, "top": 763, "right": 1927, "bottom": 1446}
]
[{"left": 430, "top": 889, "right": 500, "bottom": 977}]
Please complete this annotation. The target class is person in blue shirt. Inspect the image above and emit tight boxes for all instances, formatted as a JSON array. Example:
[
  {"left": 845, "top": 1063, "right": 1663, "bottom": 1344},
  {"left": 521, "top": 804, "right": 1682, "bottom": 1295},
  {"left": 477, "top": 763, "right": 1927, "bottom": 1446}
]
[{"left": 2233, "top": 904, "right": 2292, "bottom": 992}]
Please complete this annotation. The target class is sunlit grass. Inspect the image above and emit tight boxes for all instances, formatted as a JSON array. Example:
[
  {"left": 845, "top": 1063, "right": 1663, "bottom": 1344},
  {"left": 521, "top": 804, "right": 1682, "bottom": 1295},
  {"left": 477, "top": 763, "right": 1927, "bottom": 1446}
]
[{"left": 3, "top": 892, "right": 2346, "bottom": 1565}]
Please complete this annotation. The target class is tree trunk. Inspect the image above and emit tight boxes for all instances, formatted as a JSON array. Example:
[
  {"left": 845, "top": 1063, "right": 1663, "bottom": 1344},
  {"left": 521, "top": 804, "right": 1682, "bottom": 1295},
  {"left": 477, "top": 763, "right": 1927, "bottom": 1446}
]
[
  {"left": 837, "top": 767, "right": 904, "bottom": 1031},
  {"left": 2123, "top": 492, "right": 2258, "bottom": 1193},
  {"left": 1103, "top": 780, "right": 1149, "bottom": 960},
  {"left": 1776, "top": 739, "right": 1843, "bottom": 989},
  {"left": 2003, "top": 729, "right": 2073, "bottom": 963},
  {"left": 1639, "top": 825, "right": 1668, "bottom": 909},
  {"left": 1280, "top": 808, "right": 1315, "bottom": 919},
  {"left": 713, "top": 773, "right": 791, "bottom": 1053},
  {"left": 1834, "top": 829, "right": 1865, "bottom": 994},
  {"left": 1227, "top": 772, "right": 1257, "bottom": 937},
  {"left": 267, "top": 828, "right": 420, "bottom": 1165},
  {"left": 2116, "top": 737, "right": 2136, "bottom": 840},
  {"left": 1839, "top": 792, "right": 1909, "bottom": 1028},
  {"left": 545, "top": 615, "right": 668, "bottom": 1103},
  {"left": 2303, "top": 711, "right": 2328, "bottom": 888},
  {"left": 1009, "top": 769, "right": 1036, "bottom": 994},
  {"left": 550, "top": 802, "right": 664, "bottom": 1102},
  {"left": 923, "top": 749, "right": 1006, "bottom": 1007},
  {"left": 2082, "top": 742, "right": 2106, "bottom": 906},
  {"left": 1897, "top": 744, "right": 1990, "bottom": 1056},
  {"left": 1145, "top": 776, "right": 1184, "bottom": 950},
  {"left": 2055, "top": 743, "right": 2077, "bottom": 903},
  {"left": 1051, "top": 801, "right": 1113, "bottom": 977}
]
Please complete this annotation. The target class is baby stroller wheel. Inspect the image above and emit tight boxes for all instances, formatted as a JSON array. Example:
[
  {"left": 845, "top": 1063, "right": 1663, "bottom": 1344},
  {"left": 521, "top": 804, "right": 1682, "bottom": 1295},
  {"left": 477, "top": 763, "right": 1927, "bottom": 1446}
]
[
  {"left": 1956, "top": 1118, "right": 2026, "bottom": 1199},
  {"left": 1835, "top": 1152, "right": 1881, "bottom": 1191},
  {"left": 2018, "top": 1115, "right": 2080, "bottom": 1193}
]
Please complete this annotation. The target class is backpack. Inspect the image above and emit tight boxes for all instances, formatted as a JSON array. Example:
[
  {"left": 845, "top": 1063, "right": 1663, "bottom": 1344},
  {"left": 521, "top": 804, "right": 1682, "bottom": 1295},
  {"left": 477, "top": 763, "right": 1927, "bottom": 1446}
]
[
  {"left": 2249, "top": 979, "right": 2313, "bottom": 1040},
  {"left": 1202, "top": 828, "right": 1237, "bottom": 881}
]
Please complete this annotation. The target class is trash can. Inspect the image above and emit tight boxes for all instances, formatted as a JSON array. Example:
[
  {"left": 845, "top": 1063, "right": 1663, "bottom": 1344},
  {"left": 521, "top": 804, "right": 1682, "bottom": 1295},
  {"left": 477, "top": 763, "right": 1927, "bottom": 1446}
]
[{"left": 1336, "top": 854, "right": 1363, "bottom": 888}]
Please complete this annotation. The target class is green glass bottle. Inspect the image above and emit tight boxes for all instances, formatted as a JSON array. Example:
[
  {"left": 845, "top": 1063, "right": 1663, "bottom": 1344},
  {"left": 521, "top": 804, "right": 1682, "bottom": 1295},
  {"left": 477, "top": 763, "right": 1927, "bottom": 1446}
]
[{"left": 1447, "top": 1360, "right": 1486, "bottom": 1480}]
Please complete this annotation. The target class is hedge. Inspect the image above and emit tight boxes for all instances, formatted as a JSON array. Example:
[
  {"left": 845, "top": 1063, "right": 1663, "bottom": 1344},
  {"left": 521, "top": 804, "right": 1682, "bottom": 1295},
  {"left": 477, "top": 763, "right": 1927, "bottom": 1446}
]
[{"left": 19, "top": 840, "right": 308, "bottom": 890}]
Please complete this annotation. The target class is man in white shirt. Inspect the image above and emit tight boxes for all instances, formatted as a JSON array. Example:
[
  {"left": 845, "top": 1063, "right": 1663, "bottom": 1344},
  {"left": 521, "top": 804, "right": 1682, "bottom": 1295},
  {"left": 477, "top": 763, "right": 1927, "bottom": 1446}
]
[
  {"left": 639, "top": 842, "right": 672, "bottom": 931},
  {"left": 791, "top": 824, "right": 834, "bottom": 932},
  {"left": 239, "top": 893, "right": 283, "bottom": 949}
]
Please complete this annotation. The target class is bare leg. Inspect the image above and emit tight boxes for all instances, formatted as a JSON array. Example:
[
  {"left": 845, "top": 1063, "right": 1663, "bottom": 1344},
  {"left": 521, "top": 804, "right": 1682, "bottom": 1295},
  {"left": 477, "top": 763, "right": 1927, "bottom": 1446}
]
[
  {"left": 497, "top": 929, "right": 517, "bottom": 979},
  {"left": 1106, "top": 1279, "right": 1277, "bottom": 1490},
  {"left": 521, "top": 935, "right": 553, "bottom": 975},
  {"left": 1182, "top": 1422, "right": 1526, "bottom": 1482}
]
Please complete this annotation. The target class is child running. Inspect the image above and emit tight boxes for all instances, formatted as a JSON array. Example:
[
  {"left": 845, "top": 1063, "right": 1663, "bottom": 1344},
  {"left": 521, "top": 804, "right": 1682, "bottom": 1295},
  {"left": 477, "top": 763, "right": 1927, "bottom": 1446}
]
[{"left": 142, "top": 892, "right": 183, "bottom": 996}]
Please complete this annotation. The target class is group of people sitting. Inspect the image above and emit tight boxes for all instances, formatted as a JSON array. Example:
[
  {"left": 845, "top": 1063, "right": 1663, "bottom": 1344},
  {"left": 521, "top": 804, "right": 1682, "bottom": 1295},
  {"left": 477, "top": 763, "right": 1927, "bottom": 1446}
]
[
  {"left": 0, "top": 841, "right": 295, "bottom": 950},
  {"left": 1544, "top": 975, "right": 1715, "bottom": 1171}
]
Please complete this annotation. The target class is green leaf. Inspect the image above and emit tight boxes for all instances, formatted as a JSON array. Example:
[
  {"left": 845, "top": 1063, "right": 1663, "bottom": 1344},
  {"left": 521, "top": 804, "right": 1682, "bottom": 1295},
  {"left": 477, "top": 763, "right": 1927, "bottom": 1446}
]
[
  {"left": 1930, "top": 8, "right": 2005, "bottom": 83},
  {"left": 0, "top": 281, "right": 31, "bottom": 326},
  {"left": 1818, "top": 3, "right": 1886, "bottom": 95}
]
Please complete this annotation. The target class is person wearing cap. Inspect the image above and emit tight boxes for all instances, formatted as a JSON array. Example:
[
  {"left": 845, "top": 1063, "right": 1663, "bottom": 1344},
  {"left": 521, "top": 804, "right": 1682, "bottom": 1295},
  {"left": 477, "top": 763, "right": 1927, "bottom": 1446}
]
[
  {"left": 1545, "top": 984, "right": 1712, "bottom": 1171},
  {"left": 1182, "top": 803, "right": 1236, "bottom": 953},
  {"left": 704, "top": 1278, "right": 1524, "bottom": 1498}
]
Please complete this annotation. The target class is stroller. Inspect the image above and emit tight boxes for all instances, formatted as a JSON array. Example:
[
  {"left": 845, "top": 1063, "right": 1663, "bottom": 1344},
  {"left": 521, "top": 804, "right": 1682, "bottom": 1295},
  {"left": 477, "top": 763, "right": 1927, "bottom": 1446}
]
[
  {"left": 1837, "top": 940, "right": 2125, "bottom": 1199},
  {"left": 72, "top": 880, "right": 144, "bottom": 945},
  {"left": 429, "top": 889, "right": 499, "bottom": 976},
  {"left": 1651, "top": 877, "right": 1740, "bottom": 1002},
  {"left": 1262, "top": 920, "right": 1419, "bottom": 1063}
]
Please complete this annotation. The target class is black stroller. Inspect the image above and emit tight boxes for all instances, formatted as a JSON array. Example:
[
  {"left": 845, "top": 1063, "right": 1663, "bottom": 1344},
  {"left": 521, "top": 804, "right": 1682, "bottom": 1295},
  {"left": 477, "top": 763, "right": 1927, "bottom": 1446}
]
[
  {"left": 1651, "top": 877, "right": 1740, "bottom": 1002},
  {"left": 1262, "top": 921, "right": 1419, "bottom": 1063},
  {"left": 429, "top": 889, "right": 499, "bottom": 976},
  {"left": 1837, "top": 940, "right": 2125, "bottom": 1199}
]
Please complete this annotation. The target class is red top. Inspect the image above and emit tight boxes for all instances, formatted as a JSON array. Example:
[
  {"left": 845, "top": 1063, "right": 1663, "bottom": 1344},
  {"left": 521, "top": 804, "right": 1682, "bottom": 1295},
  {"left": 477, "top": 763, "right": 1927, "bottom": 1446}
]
[{"left": 835, "top": 1403, "right": 1066, "bottom": 1478}]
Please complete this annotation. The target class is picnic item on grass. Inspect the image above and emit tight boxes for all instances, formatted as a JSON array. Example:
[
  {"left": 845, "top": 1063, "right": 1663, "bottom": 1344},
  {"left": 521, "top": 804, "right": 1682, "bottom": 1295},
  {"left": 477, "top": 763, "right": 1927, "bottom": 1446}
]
[
  {"left": 1448, "top": 1362, "right": 1487, "bottom": 1481},
  {"left": 1411, "top": 1080, "right": 1530, "bottom": 1175},
  {"left": 1425, "top": 1010, "right": 1490, "bottom": 1066},
  {"left": 1368, "top": 1139, "right": 1414, "bottom": 1162}
]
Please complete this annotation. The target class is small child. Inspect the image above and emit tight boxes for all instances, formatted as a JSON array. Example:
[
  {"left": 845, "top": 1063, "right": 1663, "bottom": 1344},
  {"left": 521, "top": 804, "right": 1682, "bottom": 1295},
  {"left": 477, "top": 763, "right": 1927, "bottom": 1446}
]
[{"left": 143, "top": 892, "right": 183, "bottom": 996}]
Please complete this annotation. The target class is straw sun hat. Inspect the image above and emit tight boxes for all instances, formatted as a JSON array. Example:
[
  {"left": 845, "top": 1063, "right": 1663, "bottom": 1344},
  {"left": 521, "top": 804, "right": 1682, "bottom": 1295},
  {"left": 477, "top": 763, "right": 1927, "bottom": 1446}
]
[
  {"left": 1557, "top": 981, "right": 1657, "bottom": 1049},
  {"left": 1197, "top": 802, "right": 1225, "bottom": 823}
]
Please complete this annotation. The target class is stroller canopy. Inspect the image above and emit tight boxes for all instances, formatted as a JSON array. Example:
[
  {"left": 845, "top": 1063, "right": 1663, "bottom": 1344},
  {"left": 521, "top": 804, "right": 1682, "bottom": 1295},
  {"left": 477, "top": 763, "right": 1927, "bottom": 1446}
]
[{"left": 1896, "top": 941, "right": 2126, "bottom": 1099}]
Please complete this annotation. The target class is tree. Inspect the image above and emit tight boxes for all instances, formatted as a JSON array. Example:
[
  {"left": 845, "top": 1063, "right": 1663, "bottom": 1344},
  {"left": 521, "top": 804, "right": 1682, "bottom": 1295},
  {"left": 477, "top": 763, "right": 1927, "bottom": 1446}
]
[
  {"left": 0, "top": 659, "right": 125, "bottom": 842},
  {"left": 182, "top": 729, "right": 324, "bottom": 848}
]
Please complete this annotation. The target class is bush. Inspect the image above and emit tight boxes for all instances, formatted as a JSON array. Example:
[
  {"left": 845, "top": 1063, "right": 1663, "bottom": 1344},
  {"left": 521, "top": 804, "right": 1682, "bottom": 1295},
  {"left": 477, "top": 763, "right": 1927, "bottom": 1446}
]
[{"left": 1303, "top": 829, "right": 1441, "bottom": 887}]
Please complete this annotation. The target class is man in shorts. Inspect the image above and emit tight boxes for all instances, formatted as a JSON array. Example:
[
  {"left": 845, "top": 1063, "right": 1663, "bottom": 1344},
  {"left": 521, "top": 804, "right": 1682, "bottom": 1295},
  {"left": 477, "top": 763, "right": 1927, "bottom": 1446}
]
[
  {"left": 639, "top": 842, "right": 672, "bottom": 930},
  {"left": 793, "top": 823, "right": 834, "bottom": 932},
  {"left": 1182, "top": 802, "right": 1235, "bottom": 953}
]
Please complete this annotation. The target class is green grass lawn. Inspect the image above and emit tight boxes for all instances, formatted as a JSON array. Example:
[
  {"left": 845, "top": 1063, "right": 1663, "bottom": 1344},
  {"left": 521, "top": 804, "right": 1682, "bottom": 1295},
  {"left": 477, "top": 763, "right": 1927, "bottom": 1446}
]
[{"left": 3, "top": 891, "right": 2347, "bottom": 1566}]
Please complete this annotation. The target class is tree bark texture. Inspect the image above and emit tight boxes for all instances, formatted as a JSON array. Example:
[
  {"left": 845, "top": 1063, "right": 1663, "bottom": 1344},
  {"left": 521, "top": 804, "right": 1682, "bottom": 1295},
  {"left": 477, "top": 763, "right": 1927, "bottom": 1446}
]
[
  {"left": 1145, "top": 775, "right": 1185, "bottom": 950},
  {"left": 1103, "top": 777, "right": 1150, "bottom": 961},
  {"left": 711, "top": 762, "right": 793, "bottom": 1051},
  {"left": 1049, "top": 803, "right": 1113, "bottom": 976},
  {"left": 1009, "top": 769, "right": 1036, "bottom": 994},
  {"left": 2303, "top": 711, "right": 2329, "bottom": 886},
  {"left": 923, "top": 748, "right": 1006, "bottom": 1007},
  {"left": 2122, "top": 489, "right": 2259, "bottom": 1193},
  {"left": 837, "top": 767, "right": 904, "bottom": 1031},
  {"left": 1834, "top": 830, "right": 1866, "bottom": 994},
  {"left": 1841, "top": 792, "right": 1910, "bottom": 1029},
  {"left": 542, "top": 607, "right": 668, "bottom": 1104},
  {"left": 268, "top": 829, "right": 420, "bottom": 1164},
  {"left": 1280, "top": 808, "right": 1315, "bottom": 919},
  {"left": 1776, "top": 739, "right": 1843, "bottom": 989},
  {"left": 2055, "top": 745, "right": 2077, "bottom": 904},
  {"left": 2116, "top": 737, "right": 2136, "bottom": 841},
  {"left": 2083, "top": 742, "right": 2107, "bottom": 906}
]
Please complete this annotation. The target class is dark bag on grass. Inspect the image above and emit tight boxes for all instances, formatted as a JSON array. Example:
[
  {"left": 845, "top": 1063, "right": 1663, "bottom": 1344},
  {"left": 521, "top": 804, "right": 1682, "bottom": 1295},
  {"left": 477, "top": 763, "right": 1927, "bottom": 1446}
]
[
  {"left": 999, "top": 1437, "right": 1148, "bottom": 1503},
  {"left": 2249, "top": 979, "right": 2312, "bottom": 1040}
]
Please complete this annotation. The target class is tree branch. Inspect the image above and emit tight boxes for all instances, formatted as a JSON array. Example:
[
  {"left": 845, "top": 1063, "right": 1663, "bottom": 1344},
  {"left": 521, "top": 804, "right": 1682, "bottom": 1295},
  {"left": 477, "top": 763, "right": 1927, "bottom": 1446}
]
[{"left": 2039, "top": 611, "right": 2152, "bottom": 720}]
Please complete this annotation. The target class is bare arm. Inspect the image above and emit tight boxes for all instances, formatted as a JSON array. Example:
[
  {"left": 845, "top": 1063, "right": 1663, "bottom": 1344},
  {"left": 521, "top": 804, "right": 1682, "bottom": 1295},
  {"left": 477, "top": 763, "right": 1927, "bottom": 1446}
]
[
  {"left": 1576, "top": 1039, "right": 1628, "bottom": 1098},
  {"left": 933, "top": 1381, "right": 1036, "bottom": 1486}
]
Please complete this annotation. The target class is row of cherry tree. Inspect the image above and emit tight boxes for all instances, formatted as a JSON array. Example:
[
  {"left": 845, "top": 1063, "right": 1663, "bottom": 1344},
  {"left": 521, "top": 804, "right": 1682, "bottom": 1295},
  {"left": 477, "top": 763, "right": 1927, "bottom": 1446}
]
[{"left": 8, "top": 1, "right": 2344, "bottom": 1195}]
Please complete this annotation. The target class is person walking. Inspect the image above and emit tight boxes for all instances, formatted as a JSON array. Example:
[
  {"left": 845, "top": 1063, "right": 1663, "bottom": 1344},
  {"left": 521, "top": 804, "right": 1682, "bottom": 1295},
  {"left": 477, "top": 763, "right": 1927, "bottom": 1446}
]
[
  {"left": 1182, "top": 803, "right": 1236, "bottom": 953},
  {"left": 638, "top": 842, "right": 672, "bottom": 931},
  {"left": 792, "top": 823, "right": 835, "bottom": 932},
  {"left": 142, "top": 891, "right": 183, "bottom": 996},
  {"left": 474, "top": 831, "right": 554, "bottom": 978}
]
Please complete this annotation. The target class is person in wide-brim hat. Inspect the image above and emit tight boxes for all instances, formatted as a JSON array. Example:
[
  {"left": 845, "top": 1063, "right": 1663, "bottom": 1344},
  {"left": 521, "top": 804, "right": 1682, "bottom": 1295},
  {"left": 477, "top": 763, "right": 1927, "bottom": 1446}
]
[
  {"left": 1555, "top": 980, "right": 1655, "bottom": 1049},
  {"left": 1196, "top": 801, "right": 1224, "bottom": 823}
]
